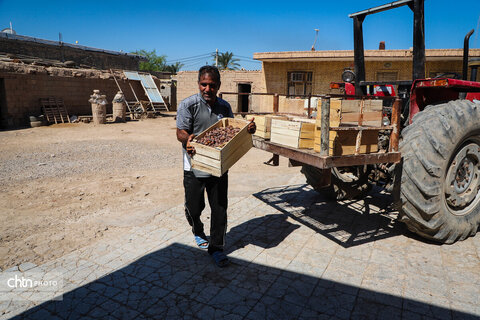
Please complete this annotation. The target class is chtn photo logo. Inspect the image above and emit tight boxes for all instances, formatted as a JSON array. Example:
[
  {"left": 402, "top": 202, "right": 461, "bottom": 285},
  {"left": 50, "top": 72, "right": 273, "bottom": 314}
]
[{"left": 7, "top": 275, "right": 58, "bottom": 288}]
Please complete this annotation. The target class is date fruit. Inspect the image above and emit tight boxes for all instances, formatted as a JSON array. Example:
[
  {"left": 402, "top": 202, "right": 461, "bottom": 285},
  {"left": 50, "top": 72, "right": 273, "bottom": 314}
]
[{"left": 197, "top": 125, "right": 241, "bottom": 148}]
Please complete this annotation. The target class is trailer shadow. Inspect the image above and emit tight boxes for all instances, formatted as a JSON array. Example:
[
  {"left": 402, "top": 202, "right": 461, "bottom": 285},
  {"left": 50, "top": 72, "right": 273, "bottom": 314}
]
[
  {"left": 253, "top": 184, "right": 408, "bottom": 248},
  {"left": 226, "top": 214, "right": 301, "bottom": 254},
  {"left": 8, "top": 243, "right": 476, "bottom": 319}
]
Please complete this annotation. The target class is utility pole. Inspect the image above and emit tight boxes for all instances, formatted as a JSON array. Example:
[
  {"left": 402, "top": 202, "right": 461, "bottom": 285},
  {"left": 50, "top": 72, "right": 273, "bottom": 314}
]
[
  {"left": 215, "top": 48, "right": 218, "bottom": 67},
  {"left": 311, "top": 29, "right": 319, "bottom": 51}
]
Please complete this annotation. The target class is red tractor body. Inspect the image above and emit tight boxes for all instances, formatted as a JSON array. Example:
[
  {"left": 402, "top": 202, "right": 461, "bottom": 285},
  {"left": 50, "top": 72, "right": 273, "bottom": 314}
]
[{"left": 409, "top": 78, "right": 480, "bottom": 122}]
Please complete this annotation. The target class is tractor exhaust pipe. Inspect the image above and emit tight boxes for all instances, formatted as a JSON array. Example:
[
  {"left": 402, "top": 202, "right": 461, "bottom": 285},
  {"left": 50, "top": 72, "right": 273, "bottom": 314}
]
[{"left": 463, "top": 29, "right": 474, "bottom": 80}]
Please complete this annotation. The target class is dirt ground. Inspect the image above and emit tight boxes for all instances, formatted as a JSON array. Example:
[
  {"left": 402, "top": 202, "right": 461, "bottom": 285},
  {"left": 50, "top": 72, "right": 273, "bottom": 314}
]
[{"left": 0, "top": 117, "right": 302, "bottom": 270}]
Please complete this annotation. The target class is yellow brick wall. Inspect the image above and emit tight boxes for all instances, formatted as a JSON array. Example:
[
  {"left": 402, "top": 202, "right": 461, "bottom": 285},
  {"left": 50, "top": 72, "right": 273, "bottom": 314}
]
[
  {"left": 176, "top": 70, "right": 263, "bottom": 113},
  {"left": 259, "top": 59, "right": 464, "bottom": 113}
]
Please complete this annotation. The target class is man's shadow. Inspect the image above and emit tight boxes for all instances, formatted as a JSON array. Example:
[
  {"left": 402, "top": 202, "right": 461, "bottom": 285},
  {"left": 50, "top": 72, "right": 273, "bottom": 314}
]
[{"left": 225, "top": 214, "right": 300, "bottom": 254}]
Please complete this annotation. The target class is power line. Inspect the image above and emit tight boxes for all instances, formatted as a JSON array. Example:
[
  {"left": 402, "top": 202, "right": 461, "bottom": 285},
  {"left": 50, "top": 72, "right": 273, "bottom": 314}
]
[
  {"left": 231, "top": 54, "right": 257, "bottom": 60},
  {"left": 166, "top": 51, "right": 258, "bottom": 65},
  {"left": 177, "top": 57, "right": 213, "bottom": 66},
  {"left": 167, "top": 50, "right": 260, "bottom": 71},
  {"left": 165, "top": 52, "right": 214, "bottom": 64},
  {"left": 166, "top": 52, "right": 213, "bottom": 62},
  {"left": 236, "top": 58, "right": 261, "bottom": 63},
  {"left": 215, "top": 51, "right": 257, "bottom": 61}
]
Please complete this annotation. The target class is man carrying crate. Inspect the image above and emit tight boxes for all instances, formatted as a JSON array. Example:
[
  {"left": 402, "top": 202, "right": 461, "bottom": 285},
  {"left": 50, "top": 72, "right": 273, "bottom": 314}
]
[{"left": 176, "top": 65, "right": 255, "bottom": 267}]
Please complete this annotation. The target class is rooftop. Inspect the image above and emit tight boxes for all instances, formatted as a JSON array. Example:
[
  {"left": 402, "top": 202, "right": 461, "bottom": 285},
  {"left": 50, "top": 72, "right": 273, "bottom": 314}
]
[
  {"left": 0, "top": 32, "right": 146, "bottom": 60},
  {"left": 254, "top": 48, "right": 480, "bottom": 62}
]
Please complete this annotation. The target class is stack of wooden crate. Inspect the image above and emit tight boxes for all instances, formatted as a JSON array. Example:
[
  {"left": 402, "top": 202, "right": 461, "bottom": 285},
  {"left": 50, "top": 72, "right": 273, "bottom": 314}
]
[
  {"left": 246, "top": 115, "right": 287, "bottom": 139},
  {"left": 270, "top": 118, "right": 316, "bottom": 149},
  {"left": 314, "top": 98, "right": 382, "bottom": 155}
]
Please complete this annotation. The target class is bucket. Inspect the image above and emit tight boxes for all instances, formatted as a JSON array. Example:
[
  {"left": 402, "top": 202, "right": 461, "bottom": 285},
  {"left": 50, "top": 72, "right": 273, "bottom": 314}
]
[{"left": 29, "top": 115, "right": 47, "bottom": 127}]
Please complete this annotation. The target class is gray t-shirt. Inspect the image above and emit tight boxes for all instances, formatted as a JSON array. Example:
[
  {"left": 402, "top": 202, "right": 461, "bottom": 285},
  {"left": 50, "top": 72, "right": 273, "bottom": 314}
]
[{"left": 176, "top": 93, "right": 234, "bottom": 178}]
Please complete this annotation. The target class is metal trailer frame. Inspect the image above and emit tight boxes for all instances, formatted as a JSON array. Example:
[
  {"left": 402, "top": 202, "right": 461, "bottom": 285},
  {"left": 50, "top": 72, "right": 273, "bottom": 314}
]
[
  {"left": 249, "top": 95, "right": 402, "bottom": 171},
  {"left": 350, "top": 0, "right": 425, "bottom": 95}
]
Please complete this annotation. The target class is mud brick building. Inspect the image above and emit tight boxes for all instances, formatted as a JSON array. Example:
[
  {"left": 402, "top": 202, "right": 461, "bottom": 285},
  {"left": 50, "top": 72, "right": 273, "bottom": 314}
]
[
  {"left": 0, "top": 33, "right": 174, "bottom": 128},
  {"left": 0, "top": 33, "right": 143, "bottom": 70}
]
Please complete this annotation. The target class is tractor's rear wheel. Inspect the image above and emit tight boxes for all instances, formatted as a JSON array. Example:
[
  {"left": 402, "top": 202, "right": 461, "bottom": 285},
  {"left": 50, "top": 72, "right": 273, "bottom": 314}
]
[
  {"left": 301, "top": 165, "right": 371, "bottom": 200},
  {"left": 398, "top": 99, "right": 480, "bottom": 243}
]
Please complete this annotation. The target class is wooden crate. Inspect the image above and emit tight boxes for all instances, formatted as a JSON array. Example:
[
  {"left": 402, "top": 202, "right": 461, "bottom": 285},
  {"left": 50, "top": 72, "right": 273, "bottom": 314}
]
[
  {"left": 191, "top": 118, "right": 252, "bottom": 177},
  {"left": 270, "top": 118, "right": 316, "bottom": 149},
  {"left": 246, "top": 115, "right": 288, "bottom": 139},
  {"left": 338, "top": 99, "right": 383, "bottom": 126},
  {"left": 314, "top": 98, "right": 380, "bottom": 155}
]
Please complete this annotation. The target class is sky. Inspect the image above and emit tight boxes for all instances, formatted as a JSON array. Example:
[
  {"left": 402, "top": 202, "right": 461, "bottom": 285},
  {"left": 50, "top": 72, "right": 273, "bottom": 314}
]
[{"left": 1, "top": 0, "right": 479, "bottom": 71}]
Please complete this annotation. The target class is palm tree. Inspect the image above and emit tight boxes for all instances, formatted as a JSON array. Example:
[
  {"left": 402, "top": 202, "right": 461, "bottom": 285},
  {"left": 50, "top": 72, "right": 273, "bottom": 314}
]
[
  {"left": 165, "top": 62, "right": 184, "bottom": 74},
  {"left": 213, "top": 51, "right": 240, "bottom": 70}
]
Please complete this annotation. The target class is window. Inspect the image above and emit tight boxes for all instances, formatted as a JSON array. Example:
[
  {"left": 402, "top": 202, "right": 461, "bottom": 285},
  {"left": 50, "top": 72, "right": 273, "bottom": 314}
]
[
  {"left": 287, "top": 71, "right": 312, "bottom": 96},
  {"left": 376, "top": 71, "right": 398, "bottom": 82},
  {"left": 429, "top": 71, "right": 460, "bottom": 79}
]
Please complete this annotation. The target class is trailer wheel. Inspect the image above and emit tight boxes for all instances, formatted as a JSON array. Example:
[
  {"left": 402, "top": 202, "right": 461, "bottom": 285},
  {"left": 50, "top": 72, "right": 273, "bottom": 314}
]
[
  {"left": 398, "top": 99, "right": 480, "bottom": 243},
  {"left": 301, "top": 165, "right": 371, "bottom": 200}
]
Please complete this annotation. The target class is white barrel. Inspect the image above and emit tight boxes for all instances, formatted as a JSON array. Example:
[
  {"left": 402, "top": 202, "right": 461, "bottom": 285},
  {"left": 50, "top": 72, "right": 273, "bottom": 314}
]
[
  {"left": 112, "top": 91, "right": 126, "bottom": 122},
  {"left": 89, "top": 90, "right": 107, "bottom": 125},
  {"left": 92, "top": 103, "right": 106, "bottom": 124}
]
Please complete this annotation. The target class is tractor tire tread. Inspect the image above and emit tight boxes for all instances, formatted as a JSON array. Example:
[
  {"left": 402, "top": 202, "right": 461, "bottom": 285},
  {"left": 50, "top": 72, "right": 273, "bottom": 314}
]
[{"left": 397, "top": 99, "right": 480, "bottom": 243}]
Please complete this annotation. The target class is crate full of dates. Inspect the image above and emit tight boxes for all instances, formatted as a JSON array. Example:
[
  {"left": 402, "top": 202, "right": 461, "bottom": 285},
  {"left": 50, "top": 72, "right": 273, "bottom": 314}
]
[{"left": 191, "top": 118, "right": 253, "bottom": 177}]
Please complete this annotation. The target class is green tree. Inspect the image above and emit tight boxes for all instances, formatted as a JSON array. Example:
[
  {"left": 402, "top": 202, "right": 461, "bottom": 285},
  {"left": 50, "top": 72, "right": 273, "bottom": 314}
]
[
  {"left": 164, "top": 62, "right": 184, "bottom": 74},
  {"left": 213, "top": 51, "right": 240, "bottom": 70},
  {"left": 132, "top": 49, "right": 166, "bottom": 72}
]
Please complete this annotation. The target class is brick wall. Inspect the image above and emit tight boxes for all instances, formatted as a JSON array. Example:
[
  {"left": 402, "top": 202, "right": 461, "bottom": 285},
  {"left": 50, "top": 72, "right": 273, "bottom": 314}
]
[
  {"left": 176, "top": 70, "right": 263, "bottom": 113},
  {"left": 0, "top": 72, "right": 150, "bottom": 128}
]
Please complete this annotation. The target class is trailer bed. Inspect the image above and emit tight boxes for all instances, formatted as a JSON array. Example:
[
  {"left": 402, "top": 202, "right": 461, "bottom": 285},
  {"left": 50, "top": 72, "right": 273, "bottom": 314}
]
[{"left": 252, "top": 137, "right": 401, "bottom": 169}]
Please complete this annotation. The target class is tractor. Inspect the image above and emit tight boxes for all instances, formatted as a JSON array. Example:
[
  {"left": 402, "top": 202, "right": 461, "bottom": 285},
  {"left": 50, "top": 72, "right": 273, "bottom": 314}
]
[{"left": 300, "top": 0, "right": 480, "bottom": 244}]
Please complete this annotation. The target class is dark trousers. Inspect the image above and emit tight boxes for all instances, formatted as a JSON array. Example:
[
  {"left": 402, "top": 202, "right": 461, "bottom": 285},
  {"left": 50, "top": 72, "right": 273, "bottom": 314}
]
[{"left": 183, "top": 170, "right": 228, "bottom": 254}]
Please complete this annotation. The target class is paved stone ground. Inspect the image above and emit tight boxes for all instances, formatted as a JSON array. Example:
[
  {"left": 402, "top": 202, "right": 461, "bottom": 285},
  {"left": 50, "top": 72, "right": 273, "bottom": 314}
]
[{"left": 1, "top": 182, "right": 480, "bottom": 319}]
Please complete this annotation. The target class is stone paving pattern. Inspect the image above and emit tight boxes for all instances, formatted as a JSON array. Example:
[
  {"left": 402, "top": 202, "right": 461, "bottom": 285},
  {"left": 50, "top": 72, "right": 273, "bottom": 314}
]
[{"left": 1, "top": 183, "right": 480, "bottom": 319}]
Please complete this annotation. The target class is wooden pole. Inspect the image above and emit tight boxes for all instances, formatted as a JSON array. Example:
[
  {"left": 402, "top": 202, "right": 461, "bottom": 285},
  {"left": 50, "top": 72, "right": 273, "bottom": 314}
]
[
  {"left": 307, "top": 94, "right": 312, "bottom": 118},
  {"left": 389, "top": 98, "right": 402, "bottom": 152},
  {"left": 273, "top": 94, "right": 279, "bottom": 114},
  {"left": 358, "top": 99, "right": 365, "bottom": 126},
  {"left": 354, "top": 130, "right": 363, "bottom": 155},
  {"left": 320, "top": 97, "right": 330, "bottom": 156}
]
